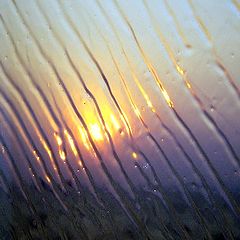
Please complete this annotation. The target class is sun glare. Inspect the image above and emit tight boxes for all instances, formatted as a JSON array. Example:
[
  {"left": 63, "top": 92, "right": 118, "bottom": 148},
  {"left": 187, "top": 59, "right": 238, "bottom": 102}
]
[{"left": 89, "top": 123, "right": 103, "bottom": 141}]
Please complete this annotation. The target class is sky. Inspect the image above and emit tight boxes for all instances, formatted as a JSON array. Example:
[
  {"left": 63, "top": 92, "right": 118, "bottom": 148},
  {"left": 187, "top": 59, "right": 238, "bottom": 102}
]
[{"left": 0, "top": 0, "right": 239, "bottom": 209}]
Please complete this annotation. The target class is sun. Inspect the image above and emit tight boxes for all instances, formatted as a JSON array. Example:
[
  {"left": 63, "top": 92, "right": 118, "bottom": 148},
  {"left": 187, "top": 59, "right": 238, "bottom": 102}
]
[{"left": 89, "top": 123, "right": 103, "bottom": 141}]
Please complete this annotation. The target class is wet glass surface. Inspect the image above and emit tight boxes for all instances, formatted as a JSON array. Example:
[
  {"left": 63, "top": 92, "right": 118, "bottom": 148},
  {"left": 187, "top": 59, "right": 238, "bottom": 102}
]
[{"left": 0, "top": 0, "right": 240, "bottom": 239}]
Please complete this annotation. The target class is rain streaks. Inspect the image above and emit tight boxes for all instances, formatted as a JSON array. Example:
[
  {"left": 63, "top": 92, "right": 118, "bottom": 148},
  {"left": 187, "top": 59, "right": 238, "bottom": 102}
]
[{"left": 0, "top": 0, "right": 239, "bottom": 238}]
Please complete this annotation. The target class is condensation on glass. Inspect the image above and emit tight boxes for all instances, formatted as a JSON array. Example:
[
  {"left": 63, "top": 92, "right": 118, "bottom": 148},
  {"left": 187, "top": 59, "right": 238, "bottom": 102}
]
[{"left": 0, "top": 0, "right": 239, "bottom": 239}]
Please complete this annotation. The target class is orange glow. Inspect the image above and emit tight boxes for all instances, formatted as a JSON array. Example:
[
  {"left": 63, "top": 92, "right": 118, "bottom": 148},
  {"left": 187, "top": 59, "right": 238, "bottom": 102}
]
[
  {"left": 176, "top": 64, "right": 184, "bottom": 75},
  {"left": 41, "top": 140, "right": 52, "bottom": 158},
  {"left": 78, "top": 126, "right": 90, "bottom": 150},
  {"left": 125, "top": 24, "right": 175, "bottom": 111},
  {"left": 64, "top": 130, "right": 78, "bottom": 156},
  {"left": 54, "top": 133, "right": 67, "bottom": 160},
  {"left": 33, "top": 150, "right": 40, "bottom": 162},
  {"left": 132, "top": 152, "right": 138, "bottom": 159},
  {"left": 132, "top": 73, "right": 154, "bottom": 110},
  {"left": 54, "top": 133, "right": 63, "bottom": 146},
  {"left": 149, "top": 65, "right": 174, "bottom": 108},
  {"left": 162, "top": 88, "right": 174, "bottom": 108},
  {"left": 78, "top": 160, "right": 83, "bottom": 168},
  {"left": 89, "top": 123, "right": 103, "bottom": 141},
  {"left": 134, "top": 108, "right": 141, "bottom": 118},
  {"left": 110, "top": 114, "right": 121, "bottom": 131},
  {"left": 59, "top": 150, "right": 66, "bottom": 160},
  {"left": 186, "top": 81, "right": 192, "bottom": 89},
  {"left": 40, "top": 139, "right": 57, "bottom": 171},
  {"left": 45, "top": 175, "right": 51, "bottom": 183}
]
